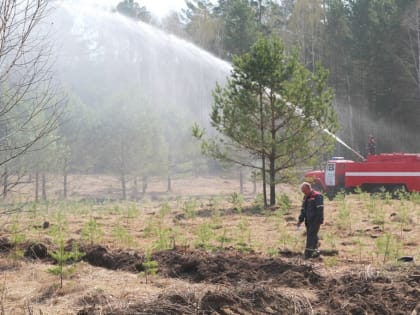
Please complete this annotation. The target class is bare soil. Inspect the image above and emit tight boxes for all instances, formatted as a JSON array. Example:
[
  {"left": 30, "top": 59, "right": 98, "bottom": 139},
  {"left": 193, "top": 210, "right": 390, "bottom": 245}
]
[{"left": 0, "top": 175, "right": 419, "bottom": 314}]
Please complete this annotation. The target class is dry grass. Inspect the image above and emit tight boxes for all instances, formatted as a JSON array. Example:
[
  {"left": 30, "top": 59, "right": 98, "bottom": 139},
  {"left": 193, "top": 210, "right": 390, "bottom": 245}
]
[{"left": 0, "top": 175, "right": 418, "bottom": 314}]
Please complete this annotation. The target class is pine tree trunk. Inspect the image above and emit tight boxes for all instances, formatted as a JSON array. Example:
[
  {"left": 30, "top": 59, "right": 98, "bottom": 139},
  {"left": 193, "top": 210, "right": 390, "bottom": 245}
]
[
  {"left": 259, "top": 92, "right": 267, "bottom": 207},
  {"left": 63, "top": 158, "right": 68, "bottom": 199},
  {"left": 42, "top": 173, "right": 47, "bottom": 201},
  {"left": 269, "top": 157, "right": 276, "bottom": 206},
  {"left": 167, "top": 152, "right": 172, "bottom": 192},
  {"left": 142, "top": 176, "right": 148, "bottom": 194},
  {"left": 132, "top": 176, "right": 138, "bottom": 200},
  {"left": 119, "top": 138, "right": 127, "bottom": 200},
  {"left": 239, "top": 169, "right": 243, "bottom": 194},
  {"left": 63, "top": 172, "right": 67, "bottom": 199},
  {"left": 2, "top": 167, "right": 7, "bottom": 199},
  {"left": 35, "top": 171, "right": 39, "bottom": 202},
  {"left": 167, "top": 175, "right": 172, "bottom": 192},
  {"left": 121, "top": 172, "right": 126, "bottom": 200}
]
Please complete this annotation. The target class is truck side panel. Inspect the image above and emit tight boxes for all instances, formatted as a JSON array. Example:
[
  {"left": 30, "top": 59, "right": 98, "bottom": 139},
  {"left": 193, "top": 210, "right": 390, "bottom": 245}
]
[{"left": 344, "top": 154, "right": 420, "bottom": 192}]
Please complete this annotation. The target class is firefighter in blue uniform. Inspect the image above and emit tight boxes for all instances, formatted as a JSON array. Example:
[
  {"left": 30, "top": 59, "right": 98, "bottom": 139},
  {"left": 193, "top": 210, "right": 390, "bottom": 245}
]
[{"left": 297, "top": 182, "right": 324, "bottom": 259}]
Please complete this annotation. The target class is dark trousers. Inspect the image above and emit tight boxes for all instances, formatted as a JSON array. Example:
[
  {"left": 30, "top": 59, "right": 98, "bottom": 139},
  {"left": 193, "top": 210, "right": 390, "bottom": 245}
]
[{"left": 304, "top": 222, "right": 320, "bottom": 259}]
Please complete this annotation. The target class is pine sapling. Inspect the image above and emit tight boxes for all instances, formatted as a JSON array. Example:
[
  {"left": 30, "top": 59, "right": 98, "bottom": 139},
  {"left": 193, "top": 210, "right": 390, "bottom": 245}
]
[
  {"left": 140, "top": 250, "right": 158, "bottom": 284},
  {"left": 81, "top": 217, "right": 104, "bottom": 246},
  {"left": 9, "top": 217, "right": 25, "bottom": 264},
  {"left": 217, "top": 227, "right": 229, "bottom": 249},
  {"left": 48, "top": 239, "right": 83, "bottom": 288}
]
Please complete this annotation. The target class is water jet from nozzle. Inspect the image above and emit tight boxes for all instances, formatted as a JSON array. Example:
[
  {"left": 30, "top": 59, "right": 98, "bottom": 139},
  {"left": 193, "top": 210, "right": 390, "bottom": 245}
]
[{"left": 323, "top": 129, "right": 365, "bottom": 160}]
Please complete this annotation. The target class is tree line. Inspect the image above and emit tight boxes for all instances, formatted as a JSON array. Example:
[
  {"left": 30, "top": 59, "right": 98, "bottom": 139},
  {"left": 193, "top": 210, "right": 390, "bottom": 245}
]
[
  {"left": 155, "top": 0, "right": 420, "bottom": 154},
  {"left": 1, "top": 0, "right": 419, "bottom": 203}
]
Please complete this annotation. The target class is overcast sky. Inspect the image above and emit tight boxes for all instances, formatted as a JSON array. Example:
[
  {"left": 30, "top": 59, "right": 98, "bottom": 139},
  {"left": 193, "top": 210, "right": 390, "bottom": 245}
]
[
  {"left": 141, "top": 0, "right": 187, "bottom": 18},
  {"left": 77, "top": 0, "right": 186, "bottom": 18}
]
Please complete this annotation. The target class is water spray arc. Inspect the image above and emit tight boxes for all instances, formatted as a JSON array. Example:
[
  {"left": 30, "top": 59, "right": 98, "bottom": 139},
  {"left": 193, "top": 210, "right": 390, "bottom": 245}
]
[
  {"left": 50, "top": 0, "right": 231, "bottom": 125},
  {"left": 51, "top": 0, "right": 362, "bottom": 163},
  {"left": 265, "top": 88, "right": 364, "bottom": 161},
  {"left": 323, "top": 129, "right": 365, "bottom": 160}
]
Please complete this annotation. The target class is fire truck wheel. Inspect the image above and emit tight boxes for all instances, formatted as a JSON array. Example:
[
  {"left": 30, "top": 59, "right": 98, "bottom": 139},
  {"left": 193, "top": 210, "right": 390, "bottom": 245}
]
[
  {"left": 312, "top": 183, "right": 323, "bottom": 193},
  {"left": 326, "top": 190, "right": 336, "bottom": 201},
  {"left": 391, "top": 185, "right": 407, "bottom": 199}
]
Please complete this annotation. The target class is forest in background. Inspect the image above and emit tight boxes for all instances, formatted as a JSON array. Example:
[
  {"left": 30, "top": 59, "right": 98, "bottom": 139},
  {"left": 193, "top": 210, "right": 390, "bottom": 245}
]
[
  {"left": 157, "top": 0, "right": 420, "bottom": 156},
  {"left": 2, "top": 0, "right": 420, "bottom": 201}
]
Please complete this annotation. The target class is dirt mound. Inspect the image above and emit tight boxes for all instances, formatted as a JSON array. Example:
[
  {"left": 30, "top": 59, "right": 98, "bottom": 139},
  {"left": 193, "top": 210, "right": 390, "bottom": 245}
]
[
  {"left": 80, "top": 246, "right": 321, "bottom": 287},
  {"left": 24, "top": 243, "right": 49, "bottom": 259},
  {"left": 76, "top": 270, "right": 420, "bottom": 315},
  {"left": 153, "top": 249, "right": 322, "bottom": 287},
  {"left": 82, "top": 245, "right": 143, "bottom": 272},
  {"left": 77, "top": 247, "right": 419, "bottom": 314},
  {"left": 320, "top": 271, "right": 420, "bottom": 314},
  {"left": 0, "top": 239, "right": 50, "bottom": 260},
  {"left": 78, "top": 284, "right": 313, "bottom": 315},
  {"left": 0, "top": 237, "right": 12, "bottom": 252},
  {"left": 3, "top": 241, "right": 418, "bottom": 314}
]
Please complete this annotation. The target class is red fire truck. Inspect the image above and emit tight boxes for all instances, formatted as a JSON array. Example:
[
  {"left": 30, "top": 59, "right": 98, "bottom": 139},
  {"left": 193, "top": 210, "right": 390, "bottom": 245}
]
[{"left": 304, "top": 153, "right": 420, "bottom": 199}]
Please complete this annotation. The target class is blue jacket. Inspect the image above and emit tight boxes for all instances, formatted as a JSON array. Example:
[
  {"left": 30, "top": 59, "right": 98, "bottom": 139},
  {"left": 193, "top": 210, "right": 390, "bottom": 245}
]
[{"left": 298, "top": 190, "right": 324, "bottom": 225}]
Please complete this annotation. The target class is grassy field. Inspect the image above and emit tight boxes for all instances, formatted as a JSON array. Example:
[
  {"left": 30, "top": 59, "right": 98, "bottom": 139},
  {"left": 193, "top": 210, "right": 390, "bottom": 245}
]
[{"left": 0, "top": 175, "right": 418, "bottom": 314}]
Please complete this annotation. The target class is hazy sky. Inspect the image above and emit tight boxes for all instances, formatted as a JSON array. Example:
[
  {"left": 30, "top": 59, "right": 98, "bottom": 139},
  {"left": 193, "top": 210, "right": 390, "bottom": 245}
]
[
  {"left": 141, "top": 0, "right": 187, "bottom": 18},
  {"left": 82, "top": 0, "right": 187, "bottom": 18},
  {"left": 92, "top": 0, "right": 186, "bottom": 18}
]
